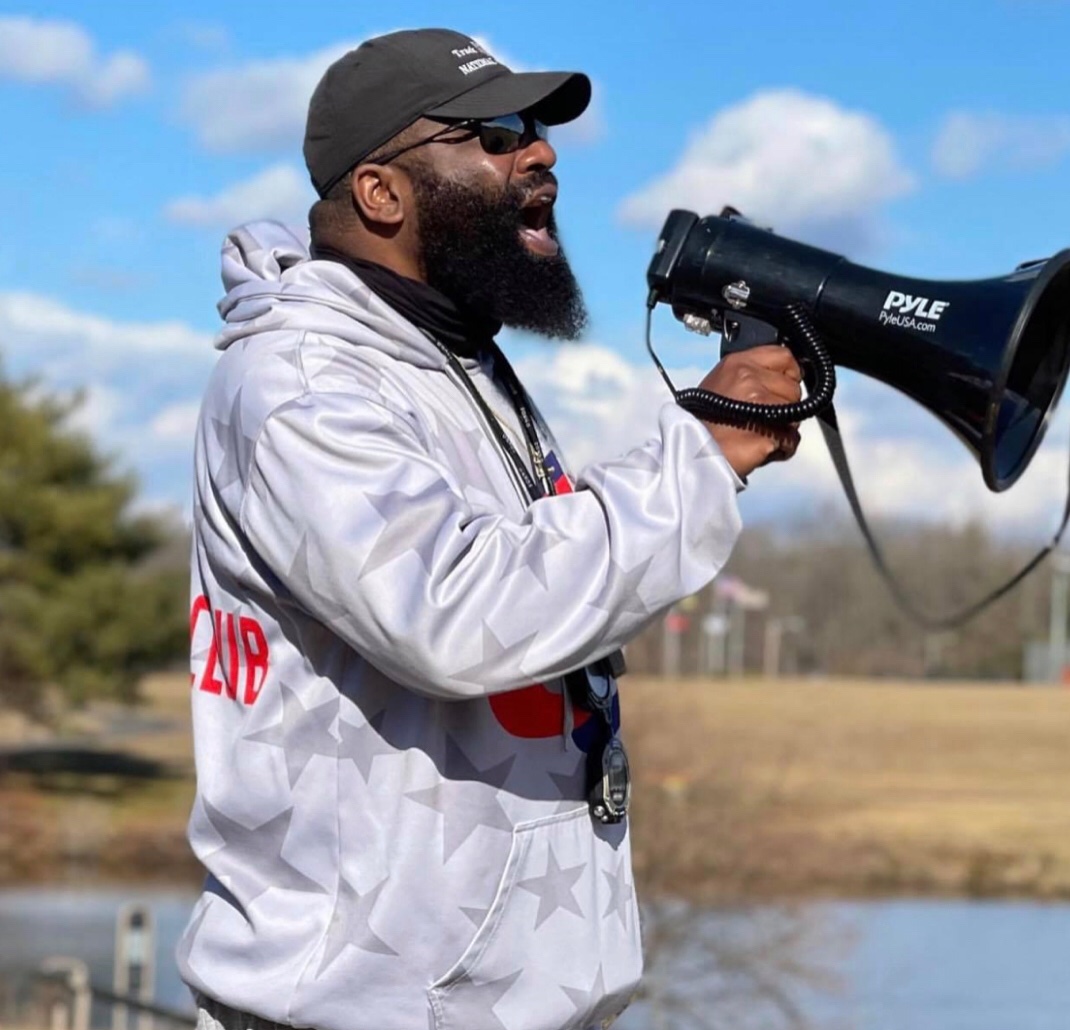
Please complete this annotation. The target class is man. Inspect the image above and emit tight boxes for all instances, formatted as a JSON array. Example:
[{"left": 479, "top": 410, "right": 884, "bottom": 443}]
[{"left": 177, "top": 28, "right": 801, "bottom": 1030}]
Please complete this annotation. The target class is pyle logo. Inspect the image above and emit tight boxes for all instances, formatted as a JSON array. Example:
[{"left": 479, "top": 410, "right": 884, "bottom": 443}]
[
  {"left": 879, "top": 290, "right": 950, "bottom": 333},
  {"left": 882, "top": 291, "right": 950, "bottom": 320}
]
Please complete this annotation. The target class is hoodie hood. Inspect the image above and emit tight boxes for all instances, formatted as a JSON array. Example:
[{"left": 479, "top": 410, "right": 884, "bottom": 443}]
[{"left": 215, "top": 220, "right": 448, "bottom": 371}]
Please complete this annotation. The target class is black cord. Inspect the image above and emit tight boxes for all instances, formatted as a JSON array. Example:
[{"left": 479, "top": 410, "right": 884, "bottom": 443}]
[{"left": 817, "top": 405, "right": 1070, "bottom": 631}]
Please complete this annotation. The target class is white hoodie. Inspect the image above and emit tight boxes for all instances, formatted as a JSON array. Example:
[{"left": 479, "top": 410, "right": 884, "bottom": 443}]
[{"left": 176, "top": 221, "right": 744, "bottom": 1030}]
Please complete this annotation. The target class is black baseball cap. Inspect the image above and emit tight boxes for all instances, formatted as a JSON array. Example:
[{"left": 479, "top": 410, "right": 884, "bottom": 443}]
[{"left": 304, "top": 29, "right": 591, "bottom": 197}]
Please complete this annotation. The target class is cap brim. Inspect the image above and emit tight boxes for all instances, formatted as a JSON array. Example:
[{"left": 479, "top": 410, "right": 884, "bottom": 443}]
[{"left": 426, "top": 70, "right": 591, "bottom": 126}]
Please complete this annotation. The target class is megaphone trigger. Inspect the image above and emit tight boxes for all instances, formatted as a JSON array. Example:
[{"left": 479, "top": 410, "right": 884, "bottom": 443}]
[{"left": 719, "top": 311, "right": 778, "bottom": 355}]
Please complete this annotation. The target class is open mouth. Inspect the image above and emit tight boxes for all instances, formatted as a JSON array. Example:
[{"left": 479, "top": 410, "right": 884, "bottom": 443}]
[{"left": 519, "top": 190, "right": 559, "bottom": 257}]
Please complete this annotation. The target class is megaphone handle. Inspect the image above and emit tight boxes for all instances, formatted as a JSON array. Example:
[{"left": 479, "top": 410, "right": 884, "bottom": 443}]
[
  {"left": 671, "top": 304, "right": 836, "bottom": 426},
  {"left": 719, "top": 312, "right": 779, "bottom": 356}
]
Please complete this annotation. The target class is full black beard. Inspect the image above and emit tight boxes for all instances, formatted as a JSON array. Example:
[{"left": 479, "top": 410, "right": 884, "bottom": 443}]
[{"left": 408, "top": 167, "right": 588, "bottom": 340}]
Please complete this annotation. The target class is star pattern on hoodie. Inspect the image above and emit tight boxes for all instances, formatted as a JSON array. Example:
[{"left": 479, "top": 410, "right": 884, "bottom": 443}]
[
  {"left": 459, "top": 903, "right": 491, "bottom": 929},
  {"left": 286, "top": 534, "right": 351, "bottom": 624},
  {"left": 449, "top": 620, "right": 540, "bottom": 685},
  {"left": 306, "top": 351, "right": 358, "bottom": 386},
  {"left": 585, "top": 450, "right": 661, "bottom": 491},
  {"left": 201, "top": 800, "right": 327, "bottom": 906},
  {"left": 336, "top": 708, "right": 393, "bottom": 783},
  {"left": 424, "top": 413, "right": 500, "bottom": 499},
  {"left": 548, "top": 762, "right": 588, "bottom": 813},
  {"left": 497, "top": 527, "right": 567, "bottom": 591},
  {"left": 179, "top": 900, "right": 211, "bottom": 959},
  {"left": 316, "top": 874, "right": 398, "bottom": 975},
  {"left": 439, "top": 970, "right": 522, "bottom": 1030},
  {"left": 589, "top": 556, "right": 654, "bottom": 618},
  {"left": 560, "top": 965, "right": 620, "bottom": 1030},
  {"left": 405, "top": 735, "right": 515, "bottom": 862},
  {"left": 549, "top": 763, "right": 585, "bottom": 799},
  {"left": 244, "top": 682, "right": 339, "bottom": 788},
  {"left": 516, "top": 847, "right": 586, "bottom": 929},
  {"left": 210, "top": 388, "right": 256, "bottom": 491},
  {"left": 602, "top": 857, "right": 633, "bottom": 929},
  {"left": 360, "top": 483, "right": 457, "bottom": 579},
  {"left": 273, "top": 345, "right": 304, "bottom": 372},
  {"left": 619, "top": 449, "right": 663, "bottom": 477}
]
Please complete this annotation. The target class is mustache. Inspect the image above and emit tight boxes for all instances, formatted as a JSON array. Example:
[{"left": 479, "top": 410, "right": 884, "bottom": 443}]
[{"left": 508, "top": 171, "right": 558, "bottom": 209}]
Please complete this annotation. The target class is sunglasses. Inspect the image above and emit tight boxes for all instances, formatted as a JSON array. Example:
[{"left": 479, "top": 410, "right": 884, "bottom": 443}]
[{"left": 374, "top": 112, "right": 550, "bottom": 165}]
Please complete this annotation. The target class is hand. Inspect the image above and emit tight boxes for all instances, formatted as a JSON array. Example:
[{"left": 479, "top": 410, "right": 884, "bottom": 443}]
[{"left": 697, "top": 345, "right": 803, "bottom": 479}]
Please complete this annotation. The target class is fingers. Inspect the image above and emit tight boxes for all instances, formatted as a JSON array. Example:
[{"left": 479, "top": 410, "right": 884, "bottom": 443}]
[
  {"left": 737, "top": 344, "right": 803, "bottom": 382},
  {"left": 765, "top": 426, "right": 801, "bottom": 464},
  {"left": 723, "top": 361, "right": 803, "bottom": 406},
  {"left": 756, "top": 367, "right": 803, "bottom": 405},
  {"left": 704, "top": 418, "right": 802, "bottom": 479}
]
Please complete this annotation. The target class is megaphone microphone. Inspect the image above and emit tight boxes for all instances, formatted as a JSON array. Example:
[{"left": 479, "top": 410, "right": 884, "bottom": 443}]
[
  {"left": 646, "top": 208, "right": 1070, "bottom": 492},
  {"left": 644, "top": 208, "right": 1070, "bottom": 626}
]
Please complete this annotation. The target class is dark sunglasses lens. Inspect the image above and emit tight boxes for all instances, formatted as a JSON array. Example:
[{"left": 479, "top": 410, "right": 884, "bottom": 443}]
[
  {"left": 475, "top": 114, "right": 548, "bottom": 155},
  {"left": 479, "top": 124, "right": 523, "bottom": 155}
]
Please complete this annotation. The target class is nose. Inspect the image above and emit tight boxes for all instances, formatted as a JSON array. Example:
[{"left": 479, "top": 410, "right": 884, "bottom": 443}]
[{"left": 515, "top": 135, "right": 557, "bottom": 174}]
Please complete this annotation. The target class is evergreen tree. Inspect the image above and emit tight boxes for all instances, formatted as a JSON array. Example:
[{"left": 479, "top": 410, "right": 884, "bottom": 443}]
[{"left": 0, "top": 371, "right": 187, "bottom": 714}]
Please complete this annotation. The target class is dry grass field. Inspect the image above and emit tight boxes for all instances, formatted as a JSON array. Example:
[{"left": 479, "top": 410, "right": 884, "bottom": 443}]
[
  {"left": 4, "top": 673, "right": 1070, "bottom": 901},
  {"left": 623, "top": 676, "right": 1070, "bottom": 901}
]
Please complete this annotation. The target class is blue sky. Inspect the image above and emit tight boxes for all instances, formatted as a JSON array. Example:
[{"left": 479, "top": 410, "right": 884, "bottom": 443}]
[{"left": 3, "top": 0, "right": 1070, "bottom": 534}]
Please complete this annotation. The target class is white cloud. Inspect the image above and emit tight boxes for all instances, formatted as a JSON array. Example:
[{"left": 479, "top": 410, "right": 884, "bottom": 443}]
[
  {"left": 63, "top": 383, "right": 123, "bottom": 438},
  {"left": 515, "top": 343, "right": 697, "bottom": 470},
  {"left": 517, "top": 343, "right": 1069, "bottom": 533},
  {"left": 164, "top": 164, "right": 314, "bottom": 229},
  {"left": 83, "top": 51, "right": 150, "bottom": 107},
  {"left": 0, "top": 291, "right": 213, "bottom": 369},
  {"left": 0, "top": 291, "right": 216, "bottom": 514},
  {"left": 172, "top": 21, "right": 230, "bottom": 52},
  {"left": 150, "top": 401, "right": 203, "bottom": 444},
  {"left": 0, "top": 16, "right": 149, "bottom": 108},
  {"left": 180, "top": 40, "right": 357, "bottom": 152},
  {"left": 618, "top": 89, "right": 915, "bottom": 253},
  {"left": 932, "top": 111, "right": 1070, "bottom": 179}
]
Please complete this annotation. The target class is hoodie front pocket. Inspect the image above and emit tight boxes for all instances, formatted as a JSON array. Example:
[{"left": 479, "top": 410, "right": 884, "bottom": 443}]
[{"left": 428, "top": 806, "right": 642, "bottom": 1030}]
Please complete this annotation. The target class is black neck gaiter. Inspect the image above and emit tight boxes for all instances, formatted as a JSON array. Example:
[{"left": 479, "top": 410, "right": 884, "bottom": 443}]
[{"left": 311, "top": 245, "right": 501, "bottom": 359}]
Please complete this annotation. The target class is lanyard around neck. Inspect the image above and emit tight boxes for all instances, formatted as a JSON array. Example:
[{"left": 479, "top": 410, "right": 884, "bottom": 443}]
[{"left": 430, "top": 336, "right": 555, "bottom": 502}]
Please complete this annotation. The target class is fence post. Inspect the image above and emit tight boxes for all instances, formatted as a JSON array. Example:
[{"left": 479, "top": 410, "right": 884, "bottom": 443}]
[
  {"left": 39, "top": 957, "right": 91, "bottom": 1030},
  {"left": 114, "top": 904, "right": 156, "bottom": 1030}
]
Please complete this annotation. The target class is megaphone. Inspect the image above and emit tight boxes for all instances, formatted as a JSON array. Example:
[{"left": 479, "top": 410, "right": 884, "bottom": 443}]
[{"left": 646, "top": 209, "right": 1070, "bottom": 492}]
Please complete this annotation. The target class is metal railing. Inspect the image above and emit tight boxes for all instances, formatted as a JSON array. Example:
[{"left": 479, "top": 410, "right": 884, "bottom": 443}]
[
  {"left": 0, "top": 903, "right": 195, "bottom": 1030},
  {"left": 0, "top": 964, "right": 195, "bottom": 1030}
]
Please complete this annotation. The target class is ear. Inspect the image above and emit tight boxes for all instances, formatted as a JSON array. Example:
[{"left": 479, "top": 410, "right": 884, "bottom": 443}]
[{"left": 351, "top": 164, "right": 408, "bottom": 227}]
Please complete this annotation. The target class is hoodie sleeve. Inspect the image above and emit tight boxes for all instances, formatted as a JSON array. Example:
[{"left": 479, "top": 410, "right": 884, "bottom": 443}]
[{"left": 240, "top": 389, "right": 743, "bottom": 699}]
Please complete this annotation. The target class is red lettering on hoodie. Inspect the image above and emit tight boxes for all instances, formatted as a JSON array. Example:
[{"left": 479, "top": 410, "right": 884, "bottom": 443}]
[{"left": 190, "top": 595, "right": 270, "bottom": 704}]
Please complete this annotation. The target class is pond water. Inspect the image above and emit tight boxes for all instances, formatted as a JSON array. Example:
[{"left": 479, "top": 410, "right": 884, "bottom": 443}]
[{"left": 2, "top": 889, "right": 1068, "bottom": 1029}]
